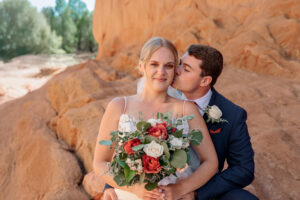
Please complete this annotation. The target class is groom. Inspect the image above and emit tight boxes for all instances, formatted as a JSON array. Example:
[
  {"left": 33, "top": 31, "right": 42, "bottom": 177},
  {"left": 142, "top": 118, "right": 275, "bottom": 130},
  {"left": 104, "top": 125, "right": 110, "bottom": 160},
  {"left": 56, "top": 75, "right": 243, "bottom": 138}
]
[{"left": 102, "top": 44, "right": 258, "bottom": 200}]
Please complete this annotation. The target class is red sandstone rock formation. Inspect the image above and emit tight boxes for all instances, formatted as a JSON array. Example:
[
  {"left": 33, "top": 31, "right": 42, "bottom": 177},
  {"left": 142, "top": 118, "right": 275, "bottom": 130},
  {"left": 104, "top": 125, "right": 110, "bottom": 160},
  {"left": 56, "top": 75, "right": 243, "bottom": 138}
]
[{"left": 93, "top": 0, "right": 300, "bottom": 80}]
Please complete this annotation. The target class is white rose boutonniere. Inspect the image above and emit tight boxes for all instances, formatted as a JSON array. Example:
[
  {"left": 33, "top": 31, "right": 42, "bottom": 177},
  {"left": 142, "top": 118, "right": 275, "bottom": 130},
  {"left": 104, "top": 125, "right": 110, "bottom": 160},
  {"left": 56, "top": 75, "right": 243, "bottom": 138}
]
[{"left": 205, "top": 105, "right": 228, "bottom": 124}]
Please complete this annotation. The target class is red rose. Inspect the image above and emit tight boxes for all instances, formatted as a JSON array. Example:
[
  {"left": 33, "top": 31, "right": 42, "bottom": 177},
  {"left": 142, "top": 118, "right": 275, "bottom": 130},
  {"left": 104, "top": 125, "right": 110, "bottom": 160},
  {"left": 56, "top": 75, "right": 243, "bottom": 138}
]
[
  {"left": 142, "top": 155, "right": 162, "bottom": 174},
  {"left": 147, "top": 122, "right": 168, "bottom": 139},
  {"left": 171, "top": 128, "right": 177, "bottom": 133},
  {"left": 123, "top": 138, "right": 141, "bottom": 154}
]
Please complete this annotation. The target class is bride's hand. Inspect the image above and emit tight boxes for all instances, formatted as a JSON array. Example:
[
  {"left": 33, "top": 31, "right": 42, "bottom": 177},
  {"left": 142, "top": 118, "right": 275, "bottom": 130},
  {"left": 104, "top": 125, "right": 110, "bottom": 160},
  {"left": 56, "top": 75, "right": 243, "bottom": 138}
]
[
  {"left": 102, "top": 188, "right": 118, "bottom": 200},
  {"left": 132, "top": 184, "right": 164, "bottom": 200}
]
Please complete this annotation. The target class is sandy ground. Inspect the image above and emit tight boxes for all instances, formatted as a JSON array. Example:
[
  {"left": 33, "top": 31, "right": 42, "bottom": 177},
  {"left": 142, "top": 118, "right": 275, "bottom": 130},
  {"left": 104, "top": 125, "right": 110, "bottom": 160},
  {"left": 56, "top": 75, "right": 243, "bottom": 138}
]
[{"left": 0, "top": 53, "right": 96, "bottom": 104}]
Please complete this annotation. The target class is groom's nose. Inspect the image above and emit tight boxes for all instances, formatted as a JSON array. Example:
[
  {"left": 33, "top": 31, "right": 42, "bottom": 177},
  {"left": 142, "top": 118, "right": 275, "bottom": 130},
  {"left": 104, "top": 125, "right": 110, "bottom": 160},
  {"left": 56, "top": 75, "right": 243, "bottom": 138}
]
[{"left": 176, "top": 66, "right": 181, "bottom": 76}]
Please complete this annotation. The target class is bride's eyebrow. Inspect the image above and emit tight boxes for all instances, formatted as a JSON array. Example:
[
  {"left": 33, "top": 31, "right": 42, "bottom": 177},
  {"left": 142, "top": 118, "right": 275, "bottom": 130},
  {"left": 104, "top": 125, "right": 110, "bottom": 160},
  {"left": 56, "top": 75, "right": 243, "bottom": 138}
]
[
  {"left": 149, "top": 60, "right": 175, "bottom": 65},
  {"left": 149, "top": 60, "right": 159, "bottom": 63},
  {"left": 165, "top": 61, "right": 176, "bottom": 65}
]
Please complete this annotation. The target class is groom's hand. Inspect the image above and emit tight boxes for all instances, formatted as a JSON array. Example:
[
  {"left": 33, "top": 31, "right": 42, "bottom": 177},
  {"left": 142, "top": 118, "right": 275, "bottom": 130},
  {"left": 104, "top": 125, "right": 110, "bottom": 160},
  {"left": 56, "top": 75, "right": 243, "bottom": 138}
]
[
  {"left": 179, "top": 191, "right": 196, "bottom": 200},
  {"left": 159, "top": 185, "right": 196, "bottom": 200},
  {"left": 159, "top": 185, "right": 181, "bottom": 200},
  {"left": 102, "top": 188, "right": 118, "bottom": 200}
]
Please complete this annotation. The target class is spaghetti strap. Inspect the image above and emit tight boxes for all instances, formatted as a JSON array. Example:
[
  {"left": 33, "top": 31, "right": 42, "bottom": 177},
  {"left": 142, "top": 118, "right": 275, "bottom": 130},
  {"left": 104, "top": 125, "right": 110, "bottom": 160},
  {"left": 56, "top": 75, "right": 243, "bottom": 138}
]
[
  {"left": 123, "top": 96, "right": 127, "bottom": 114},
  {"left": 182, "top": 100, "right": 186, "bottom": 116}
]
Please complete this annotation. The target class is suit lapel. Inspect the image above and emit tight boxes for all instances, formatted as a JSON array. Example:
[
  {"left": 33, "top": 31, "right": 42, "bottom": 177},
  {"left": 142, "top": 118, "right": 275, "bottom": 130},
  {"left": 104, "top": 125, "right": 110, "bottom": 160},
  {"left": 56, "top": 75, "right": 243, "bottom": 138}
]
[
  {"left": 204, "top": 87, "right": 218, "bottom": 130},
  {"left": 208, "top": 87, "right": 218, "bottom": 107}
]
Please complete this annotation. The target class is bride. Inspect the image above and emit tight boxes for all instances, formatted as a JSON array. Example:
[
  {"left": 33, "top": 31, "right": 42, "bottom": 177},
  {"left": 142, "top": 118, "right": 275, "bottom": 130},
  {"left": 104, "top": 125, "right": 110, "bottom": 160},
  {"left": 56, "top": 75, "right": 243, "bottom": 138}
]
[{"left": 93, "top": 37, "right": 218, "bottom": 200}]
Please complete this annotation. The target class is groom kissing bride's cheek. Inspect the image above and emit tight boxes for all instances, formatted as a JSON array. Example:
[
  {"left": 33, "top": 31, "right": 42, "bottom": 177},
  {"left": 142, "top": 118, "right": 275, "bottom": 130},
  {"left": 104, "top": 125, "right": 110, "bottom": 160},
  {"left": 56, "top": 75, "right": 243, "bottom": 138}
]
[{"left": 95, "top": 38, "right": 258, "bottom": 200}]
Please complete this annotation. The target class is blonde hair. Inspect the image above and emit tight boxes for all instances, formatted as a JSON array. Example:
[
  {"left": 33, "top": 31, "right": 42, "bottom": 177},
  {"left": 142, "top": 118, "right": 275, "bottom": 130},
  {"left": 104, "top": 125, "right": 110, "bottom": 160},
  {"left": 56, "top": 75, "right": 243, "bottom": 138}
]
[
  {"left": 137, "top": 37, "right": 178, "bottom": 94},
  {"left": 139, "top": 37, "right": 178, "bottom": 64}
]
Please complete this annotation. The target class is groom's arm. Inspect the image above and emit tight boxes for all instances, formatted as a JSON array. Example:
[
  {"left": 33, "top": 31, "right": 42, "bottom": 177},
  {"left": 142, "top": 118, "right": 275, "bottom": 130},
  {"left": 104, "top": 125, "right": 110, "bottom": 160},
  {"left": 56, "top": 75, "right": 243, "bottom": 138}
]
[{"left": 197, "top": 109, "right": 255, "bottom": 199}]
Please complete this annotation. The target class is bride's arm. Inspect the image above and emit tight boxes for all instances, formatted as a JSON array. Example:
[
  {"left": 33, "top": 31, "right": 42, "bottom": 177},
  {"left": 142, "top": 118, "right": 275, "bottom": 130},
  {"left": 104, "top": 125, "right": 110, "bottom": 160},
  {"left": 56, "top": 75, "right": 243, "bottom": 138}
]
[
  {"left": 93, "top": 97, "right": 162, "bottom": 199},
  {"left": 162, "top": 102, "right": 218, "bottom": 199},
  {"left": 93, "top": 97, "right": 123, "bottom": 189}
]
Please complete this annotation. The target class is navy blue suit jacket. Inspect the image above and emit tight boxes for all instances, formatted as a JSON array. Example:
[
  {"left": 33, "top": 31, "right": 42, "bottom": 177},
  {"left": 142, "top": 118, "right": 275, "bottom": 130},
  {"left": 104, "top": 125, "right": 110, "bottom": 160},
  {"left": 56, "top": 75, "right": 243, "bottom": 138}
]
[{"left": 196, "top": 87, "right": 254, "bottom": 199}]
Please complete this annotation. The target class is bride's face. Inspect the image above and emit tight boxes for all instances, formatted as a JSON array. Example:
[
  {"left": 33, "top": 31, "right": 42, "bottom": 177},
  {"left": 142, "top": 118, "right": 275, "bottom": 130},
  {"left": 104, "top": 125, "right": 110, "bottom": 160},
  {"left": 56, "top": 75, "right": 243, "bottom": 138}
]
[{"left": 141, "top": 47, "right": 176, "bottom": 92}]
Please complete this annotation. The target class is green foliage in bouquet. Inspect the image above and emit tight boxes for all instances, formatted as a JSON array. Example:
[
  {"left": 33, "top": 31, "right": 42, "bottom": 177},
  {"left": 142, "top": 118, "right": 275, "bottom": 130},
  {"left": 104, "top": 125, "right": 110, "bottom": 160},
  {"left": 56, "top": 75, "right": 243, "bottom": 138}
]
[
  {"left": 170, "top": 150, "right": 187, "bottom": 169},
  {"left": 100, "top": 112, "right": 203, "bottom": 191}
]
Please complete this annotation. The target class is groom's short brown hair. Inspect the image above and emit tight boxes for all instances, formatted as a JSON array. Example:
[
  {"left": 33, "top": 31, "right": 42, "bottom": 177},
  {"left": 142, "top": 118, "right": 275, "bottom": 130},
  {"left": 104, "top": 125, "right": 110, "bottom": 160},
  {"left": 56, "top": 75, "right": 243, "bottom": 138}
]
[{"left": 187, "top": 44, "right": 223, "bottom": 86}]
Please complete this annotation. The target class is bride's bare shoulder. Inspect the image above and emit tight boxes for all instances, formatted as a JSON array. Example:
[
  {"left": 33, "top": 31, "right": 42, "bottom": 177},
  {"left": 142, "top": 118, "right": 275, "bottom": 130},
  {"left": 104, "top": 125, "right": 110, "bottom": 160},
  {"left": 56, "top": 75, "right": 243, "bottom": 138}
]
[
  {"left": 168, "top": 97, "right": 186, "bottom": 115},
  {"left": 105, "top": 96, "right": 125, "bottom": 114},
  {"left": 168, "top": 97, "right": 200, "bottom": 116},
  {"left": 106, "top": 95, "right": 138, "bottom": 114},
  {"left": 168, "top": 96, "right": 185, "bottom": 105}
]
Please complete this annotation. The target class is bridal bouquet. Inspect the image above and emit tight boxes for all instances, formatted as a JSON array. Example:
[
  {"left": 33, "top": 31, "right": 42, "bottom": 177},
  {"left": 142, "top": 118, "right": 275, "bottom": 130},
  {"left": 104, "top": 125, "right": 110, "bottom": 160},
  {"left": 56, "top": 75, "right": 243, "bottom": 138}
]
[{"left": 100, "top": 112, "right": 203, "bottom": 191}]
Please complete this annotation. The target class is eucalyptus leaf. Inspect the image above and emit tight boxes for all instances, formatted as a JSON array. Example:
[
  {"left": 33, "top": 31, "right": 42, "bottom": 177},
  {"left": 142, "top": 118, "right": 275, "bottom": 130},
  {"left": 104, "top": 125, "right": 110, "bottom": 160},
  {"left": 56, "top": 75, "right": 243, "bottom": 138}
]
[
  {"left": 190, "top": 129, "right": 203, "bottom": 146},
  {"left": 99, "top": 140, "right": 112, "bottom": 146},
  {"left": 132, "top": 144, "right": 145, "bottom": 151},
  {"left": 170, "top": 149, "right": 187, "bottom": 169},
  {"left": 183, "top": 115, "right": 195, "bottom": 120},
  {"left": 144, "top": 135, "right": 158, "bottom": 143},
  {"left": 118, "top": 160, "right": 125, "bottom": 168},
  {"left": 137, "top": 121, "right": 151, "bottom": 132},
  {"left": 145, "top": 182, "right": 158, "bottom": 191},
  {"left": 110, "top": 131, "right": 120, "bottom": 136},
  {"left": 173, "top": 129, "right": 183, "bottom": 138},
  {"left": 161, "top": 142, "right": 170, "bottom": 159},
  {"left": 114, "top": 173, "right": 126, "bottom": 186}
]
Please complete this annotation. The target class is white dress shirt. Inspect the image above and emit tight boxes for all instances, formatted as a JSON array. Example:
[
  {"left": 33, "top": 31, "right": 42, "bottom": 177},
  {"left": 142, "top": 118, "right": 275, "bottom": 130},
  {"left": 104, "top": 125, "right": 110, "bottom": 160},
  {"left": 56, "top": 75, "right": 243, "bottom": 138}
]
[
  {"left": 167, "top": 87, "right": 212, "bottom": 116},
  {"left": 186, "top": 89, "right": 212, "bottom": 116}
]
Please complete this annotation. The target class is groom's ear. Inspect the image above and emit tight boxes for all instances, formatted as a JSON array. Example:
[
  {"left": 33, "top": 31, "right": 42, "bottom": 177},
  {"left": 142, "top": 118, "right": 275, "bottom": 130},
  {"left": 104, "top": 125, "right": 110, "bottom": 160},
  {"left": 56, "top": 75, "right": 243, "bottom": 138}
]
[{"left": 200, "top": 76, "right": 212, "bottom": 87}]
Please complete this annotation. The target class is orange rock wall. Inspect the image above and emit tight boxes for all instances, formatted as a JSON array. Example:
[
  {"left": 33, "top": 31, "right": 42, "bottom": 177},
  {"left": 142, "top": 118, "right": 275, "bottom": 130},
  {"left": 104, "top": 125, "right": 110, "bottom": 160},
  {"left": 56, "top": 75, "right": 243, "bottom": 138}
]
[{"left": 93, "top": 0, "right": 300, "bottom": 80}]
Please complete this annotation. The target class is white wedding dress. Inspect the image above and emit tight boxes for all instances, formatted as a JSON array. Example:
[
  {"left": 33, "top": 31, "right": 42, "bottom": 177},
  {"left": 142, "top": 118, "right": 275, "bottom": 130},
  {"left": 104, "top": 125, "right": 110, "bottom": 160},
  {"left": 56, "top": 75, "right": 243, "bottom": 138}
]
[{"left": 114, "top": 97, "right": 201, "bottom": 200}]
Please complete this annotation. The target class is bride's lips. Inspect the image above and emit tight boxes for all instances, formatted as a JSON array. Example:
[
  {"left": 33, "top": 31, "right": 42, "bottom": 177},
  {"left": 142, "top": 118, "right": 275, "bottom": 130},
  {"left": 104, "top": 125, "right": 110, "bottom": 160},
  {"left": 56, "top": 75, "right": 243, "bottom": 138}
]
[{"left": 153, "top": 78, "right": 167, "bottom": 82}]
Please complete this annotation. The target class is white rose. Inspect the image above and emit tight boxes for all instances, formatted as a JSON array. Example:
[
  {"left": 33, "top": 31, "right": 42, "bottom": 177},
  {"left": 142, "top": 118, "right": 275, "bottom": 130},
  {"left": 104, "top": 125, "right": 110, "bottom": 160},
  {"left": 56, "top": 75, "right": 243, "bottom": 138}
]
[
  {"left": 170, "top": 137, "right": 183, "bottom": 148},
  {"left": 208, "top": 105, "right": 222, "bottom": 119},
  {"left": 120, "top": 123, "right": 137, "bottom": 133},
  {"left": 143, "top": 140, "right": 164, "bottom": 158},
  {"left": 147, "top": 118, "right": 162, "bottom": 126}
]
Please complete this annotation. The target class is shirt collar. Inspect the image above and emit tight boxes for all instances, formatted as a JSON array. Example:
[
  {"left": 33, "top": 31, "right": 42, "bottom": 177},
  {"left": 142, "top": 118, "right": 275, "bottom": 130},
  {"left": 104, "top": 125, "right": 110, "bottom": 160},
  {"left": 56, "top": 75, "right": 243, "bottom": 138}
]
[{"left": 185, "top": 89, "right": 212, "bottom": 115}]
